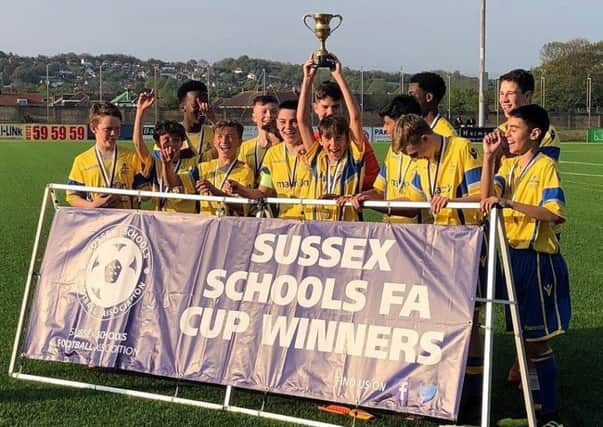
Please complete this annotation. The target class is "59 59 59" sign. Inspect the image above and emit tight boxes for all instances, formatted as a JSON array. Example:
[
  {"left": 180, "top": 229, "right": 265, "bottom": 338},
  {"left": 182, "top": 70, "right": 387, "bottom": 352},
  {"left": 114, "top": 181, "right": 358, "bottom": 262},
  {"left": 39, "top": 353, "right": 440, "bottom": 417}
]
[{"left": 24, "top": 124, "right": 87, "bottom": 141}]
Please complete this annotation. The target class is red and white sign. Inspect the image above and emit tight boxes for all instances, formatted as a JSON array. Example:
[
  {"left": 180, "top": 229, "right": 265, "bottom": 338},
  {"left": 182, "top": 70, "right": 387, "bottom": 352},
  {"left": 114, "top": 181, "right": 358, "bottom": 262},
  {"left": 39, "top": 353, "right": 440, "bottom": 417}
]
[{"left": 23, "top": 124, "right": 87, "bottom": 141}]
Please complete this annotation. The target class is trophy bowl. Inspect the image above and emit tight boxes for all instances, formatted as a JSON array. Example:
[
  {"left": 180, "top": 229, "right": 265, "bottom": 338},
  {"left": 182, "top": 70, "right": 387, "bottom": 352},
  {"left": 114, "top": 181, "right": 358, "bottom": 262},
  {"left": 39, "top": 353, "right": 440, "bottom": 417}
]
[{"left": 303, "top": 13, "right": 343, "bottom": 69}]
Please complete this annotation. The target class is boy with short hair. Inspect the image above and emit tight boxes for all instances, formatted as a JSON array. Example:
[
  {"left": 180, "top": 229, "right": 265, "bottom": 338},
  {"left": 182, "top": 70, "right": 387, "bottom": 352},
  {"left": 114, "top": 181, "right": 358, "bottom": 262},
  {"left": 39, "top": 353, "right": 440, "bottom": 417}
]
[
  {"left": 350, "top": 95, "right": 423, "bottom": 223},
  {"left": 238, "top": 95, "right": 281, "bottom": 186},
  {"left": 189, "top": 120, "right": 253, "bottom": 216},
  {"left": 309, "top": 57, "right": 379, "bottom": 191},
  {"left": 67, "top": 102, "right": 151, "bottom": 209},
  {"left": 298, "top": 53, "right": 364, "bottom": 221},
  {"left": 498, "top": 69, "right": 560, "bottom": 161},
  {"left": 133, "top": 90, "right": 197, "bottom": 213},
  {"left": 408, "top": 72, "right": 457, "bottom": 137},
  {"left": 226, "top": 100, "right": 312, "bottom": 220},
  {"left": 177, "top": 80, "right": 217, "bottom": 162},
  {"left": 481, "top": 104, "right": 569, "bottom": 427}
]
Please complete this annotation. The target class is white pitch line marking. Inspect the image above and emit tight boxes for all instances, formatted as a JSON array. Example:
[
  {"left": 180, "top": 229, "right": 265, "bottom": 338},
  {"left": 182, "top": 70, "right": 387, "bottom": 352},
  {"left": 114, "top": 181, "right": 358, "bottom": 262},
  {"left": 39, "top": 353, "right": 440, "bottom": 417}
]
[
  {"left": 562, "top": 172, "right": 603, "bottom": 178},
  {"left": 560, "top": 161, "right": 603, "bottom": 167}
]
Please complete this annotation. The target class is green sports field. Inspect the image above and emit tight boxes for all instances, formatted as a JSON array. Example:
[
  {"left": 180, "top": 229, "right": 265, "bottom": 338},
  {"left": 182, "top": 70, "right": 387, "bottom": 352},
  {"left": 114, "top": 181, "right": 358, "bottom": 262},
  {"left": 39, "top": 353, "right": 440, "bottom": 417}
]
[{"left": 1, "top": 140, "right": 602, "bottom": 426}]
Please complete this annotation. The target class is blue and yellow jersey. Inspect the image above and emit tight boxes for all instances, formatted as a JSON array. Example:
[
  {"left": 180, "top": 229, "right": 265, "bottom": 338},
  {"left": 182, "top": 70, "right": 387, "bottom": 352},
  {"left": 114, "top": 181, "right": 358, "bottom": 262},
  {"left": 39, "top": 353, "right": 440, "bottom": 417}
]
[
  {"left": 259, "top": 142, "right": 312, "bottom": 219},
  {"left": 146, "top": 155, "right": 198, "bottom": 213},
  {"left": 494, "top": 153, "right": 566, "bottom": 254},
  {"left": 373, "top": 149, "right": 419, "bottom": 223},
  {"left": 408, "top": 136, "right": 482, "bottom": 225},
  {"left": 187, "top": 126, "right": 215, "bottom": 163},
  {"left": 499, "top": 122, "right": 560, "bottom": 162},
  {"left": 238, "top": 137, "right": 270, "bottom": 186},
  {"left": 189, "top": 159, "right": 253, "bottom": 216},
  {"left": 431, "top": 114, "right": 457, "bottom": 138},
  {"left": 305, "top": 140, "right": 364, "bottom": 221},
  {"left": 67, "top": 145, "right": 150, "bottom": 209}
]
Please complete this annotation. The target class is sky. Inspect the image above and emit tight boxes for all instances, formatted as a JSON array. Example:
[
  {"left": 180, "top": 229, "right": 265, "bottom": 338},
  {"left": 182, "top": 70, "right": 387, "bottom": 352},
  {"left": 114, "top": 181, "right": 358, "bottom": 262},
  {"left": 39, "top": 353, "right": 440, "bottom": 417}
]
[{"left": 2, "top": 0, "right": 602, "bottom": 76}]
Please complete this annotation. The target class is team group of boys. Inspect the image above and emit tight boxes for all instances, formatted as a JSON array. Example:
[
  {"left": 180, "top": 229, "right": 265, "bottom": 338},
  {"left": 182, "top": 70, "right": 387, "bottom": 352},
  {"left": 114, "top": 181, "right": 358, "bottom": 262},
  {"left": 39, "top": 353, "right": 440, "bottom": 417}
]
[{"left": 66, "top": 54, "right": 569, "bottom": 427}]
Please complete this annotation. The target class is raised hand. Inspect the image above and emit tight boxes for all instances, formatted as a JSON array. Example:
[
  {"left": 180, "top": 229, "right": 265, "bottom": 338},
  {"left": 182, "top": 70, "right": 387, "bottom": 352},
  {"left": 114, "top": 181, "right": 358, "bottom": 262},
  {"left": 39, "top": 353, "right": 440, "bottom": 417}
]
[
  {"left": 482, "top": 130, "right": 504, "bottom": 156},
  {"left": 303, "top": 53, "right": 317, "bottom": 80},
  {"left": 137, "top": 89, "right": 155, "bottom": 112}
]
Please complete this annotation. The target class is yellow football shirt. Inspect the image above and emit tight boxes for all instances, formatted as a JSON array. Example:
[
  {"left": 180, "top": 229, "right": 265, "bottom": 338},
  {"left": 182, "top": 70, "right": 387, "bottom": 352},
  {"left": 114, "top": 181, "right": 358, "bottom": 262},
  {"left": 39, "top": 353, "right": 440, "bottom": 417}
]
[
  {"left": 67, "top": 145, "right": 150, "bottom": 209},
  {"left": 190, "top": 159, "right": 254, "bottom": 216},
  {"left": 373, "top": 149, "right": 419, "bottom": 223},
  {"left": 147, "top": 156, "right": 198, "bottom": 213},
  {"left": 238, "top": 137, "right": 271, "bottom": 186},
  {"left": 187, "top": 126, "right": 215, "bottom": 162},
  {"left": 407, "top": 136, "right": 482, "bottom": 225},
  {"left": 259, "top": 142, "right": 312, "bottom": 219},
  {"left": 305, "top": 140, "right": 364, "bottom": 221},
  {"left": 494, "top": 153, "right": 566, "bottom": 254},
  {"left": 431, "top": 114, "right": 457, "bottom": 138}
]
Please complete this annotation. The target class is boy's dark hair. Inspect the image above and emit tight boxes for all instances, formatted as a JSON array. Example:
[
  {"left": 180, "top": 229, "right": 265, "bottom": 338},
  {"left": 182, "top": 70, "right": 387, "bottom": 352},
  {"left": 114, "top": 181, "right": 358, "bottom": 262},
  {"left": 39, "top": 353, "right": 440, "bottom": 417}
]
[
  {"left": 379, "top": 95, "right": 422, "bottom": 119},
  {"left": 214, "top": 120, "right": 244, "bottom": 139},
  {"left": 89, "top": 102, "right": 122, "bottom": 125},
  {"left": 252, "top": 95, "right": 279, "bottom": 106},
  {"left": 409, "top": 72, "right": 447, "bottom": 103},
  {"left": 278, "top": 99, "right": 298, "bottom": 111},
  {"left": 153, "top": 120, "right": 187, "bottom": 143},
  {"left": 177, "top": 80, "right": 208, "bottom": 104},
  {"left": 499, "top": 69, "right": 535, "bottom": 94},
  {"left": 508, "top": 104, "right": 550, "bottom": 144},
  {"left": 318, "top": 115, "right": 349, "bottom": 140},
  {"left": 315, "top": 80, "right": 342, "bottom": 101}
]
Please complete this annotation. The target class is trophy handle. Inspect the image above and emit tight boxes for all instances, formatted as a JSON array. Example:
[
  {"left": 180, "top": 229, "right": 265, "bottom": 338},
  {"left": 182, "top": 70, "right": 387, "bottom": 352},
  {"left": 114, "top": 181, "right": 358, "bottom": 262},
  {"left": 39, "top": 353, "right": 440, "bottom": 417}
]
[
  {"left": 303, "top": 14, "right": 314, "bottom": 32},
  {"left": 330, "top": 14, "right": 343, "bottom": 33}
]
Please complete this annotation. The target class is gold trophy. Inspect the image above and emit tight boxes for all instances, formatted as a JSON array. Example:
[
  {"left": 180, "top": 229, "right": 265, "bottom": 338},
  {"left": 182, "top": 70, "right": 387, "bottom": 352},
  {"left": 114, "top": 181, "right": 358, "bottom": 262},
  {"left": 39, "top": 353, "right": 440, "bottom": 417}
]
[{"left": 303, "top": 13, "right": 343, "bottom": 69}]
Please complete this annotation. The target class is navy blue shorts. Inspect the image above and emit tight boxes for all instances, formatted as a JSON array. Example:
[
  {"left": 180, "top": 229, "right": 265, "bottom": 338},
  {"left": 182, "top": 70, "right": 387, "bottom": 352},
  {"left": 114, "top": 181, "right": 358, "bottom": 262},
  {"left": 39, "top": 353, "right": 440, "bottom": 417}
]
[{"left": 502, "top": 248, "right": 571, "bottom": 341}]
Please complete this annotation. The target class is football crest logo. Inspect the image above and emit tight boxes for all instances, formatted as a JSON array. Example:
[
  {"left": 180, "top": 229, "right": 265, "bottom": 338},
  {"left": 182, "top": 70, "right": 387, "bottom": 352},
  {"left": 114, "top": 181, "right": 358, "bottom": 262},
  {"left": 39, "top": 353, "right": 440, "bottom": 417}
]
[{"left": 79, "top": 225, "right": 152, "bottom": 319}]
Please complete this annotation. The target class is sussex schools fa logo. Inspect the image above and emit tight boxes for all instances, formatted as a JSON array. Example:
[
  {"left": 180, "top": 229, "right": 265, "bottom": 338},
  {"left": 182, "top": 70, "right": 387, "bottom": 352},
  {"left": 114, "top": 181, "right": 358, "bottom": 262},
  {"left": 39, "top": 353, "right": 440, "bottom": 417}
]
[{"left": 79, "top": 225, "right": 152, "bottom": 319}]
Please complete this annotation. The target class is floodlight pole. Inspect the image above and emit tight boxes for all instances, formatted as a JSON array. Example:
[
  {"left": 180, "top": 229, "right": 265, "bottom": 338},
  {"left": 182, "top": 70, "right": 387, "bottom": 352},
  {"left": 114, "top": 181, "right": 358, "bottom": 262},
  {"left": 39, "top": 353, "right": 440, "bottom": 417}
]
[
  {"left": 448, "top": 72, "right": 452, "bottom": 119},
  {"left": 154, "top": 66, "right": 159, "bottom": 122},
  {"left": 478, "top": 0, "right": 487, "bottom": 127},
  {"left": 495, "top": 78, "right": 500, "bottom": 125},
  {"left": 99, "top": 63, "right": 103, "bottom": 101},
  {"left": 587, "top": 74, "right": 592, "bottom": 128},
  {"left": 46, "top": 64, "right": 50, "bottom": 123},
  {"left": 540, "top": 71, "right": 546, "bottom": 108},
  {"left": 360, "top": 67, "right": 364, "bottom": 121}
]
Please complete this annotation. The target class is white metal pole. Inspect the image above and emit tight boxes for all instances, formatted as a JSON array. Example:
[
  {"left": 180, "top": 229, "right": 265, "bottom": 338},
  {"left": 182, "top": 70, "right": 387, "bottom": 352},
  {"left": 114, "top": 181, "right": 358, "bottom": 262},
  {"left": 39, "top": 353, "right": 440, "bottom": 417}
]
[
  {"left": 262, "top": 68, "right": 266, "bottom": 95},
  {"left": 9, "top": 186, "right": 51, "bottom": 375},
  {"left": 495, "top": 213, "right": 537, "bottom": 427},
  {"left": 478, "top": 0, "right": 487, "bottom": 127},
  {"left": 480, "top": 207, "right": 498, "bottom": 427}
]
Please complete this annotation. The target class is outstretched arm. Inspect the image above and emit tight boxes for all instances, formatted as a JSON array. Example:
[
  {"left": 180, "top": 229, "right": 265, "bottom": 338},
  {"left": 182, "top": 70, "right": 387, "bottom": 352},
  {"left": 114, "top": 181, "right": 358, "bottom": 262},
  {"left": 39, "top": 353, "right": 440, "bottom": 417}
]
[
  {"left": 298, "top": 53, "right": 318, "bottom": 153},
  {"left": 133, "top": 90, "right": 154, "bottom": 172},
  {"left": 330, "top": 54, "right": 363, "bottom": 151}
]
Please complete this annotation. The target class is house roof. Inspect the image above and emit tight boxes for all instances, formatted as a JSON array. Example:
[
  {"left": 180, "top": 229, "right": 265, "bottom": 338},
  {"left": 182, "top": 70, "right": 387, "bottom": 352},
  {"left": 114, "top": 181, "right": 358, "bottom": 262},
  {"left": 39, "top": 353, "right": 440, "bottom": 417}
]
[
  {"left": 213, "top": 89, "right": 299, "bottom": 109},
  {"left": 0, "top": 92, "right": 45, "bottom": 106}
]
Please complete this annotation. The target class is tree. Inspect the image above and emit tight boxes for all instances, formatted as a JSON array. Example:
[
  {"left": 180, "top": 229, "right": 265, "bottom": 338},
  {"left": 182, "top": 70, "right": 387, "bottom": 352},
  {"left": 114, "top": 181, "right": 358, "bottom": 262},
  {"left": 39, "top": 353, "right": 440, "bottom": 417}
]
[{"left": 533, "top": 39, "right": 603, "bottom": 112}]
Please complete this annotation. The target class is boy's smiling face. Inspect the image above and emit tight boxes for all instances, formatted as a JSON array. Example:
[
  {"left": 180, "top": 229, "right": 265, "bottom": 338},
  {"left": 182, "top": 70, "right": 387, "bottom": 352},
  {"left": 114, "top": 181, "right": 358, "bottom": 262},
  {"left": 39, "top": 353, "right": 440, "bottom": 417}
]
[{"left": 92, "top": 115, "right": 121, "bottom": 150}]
